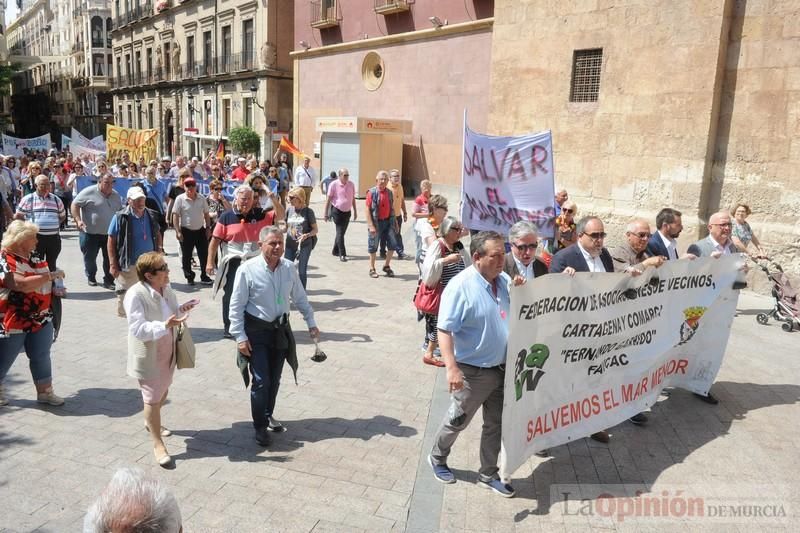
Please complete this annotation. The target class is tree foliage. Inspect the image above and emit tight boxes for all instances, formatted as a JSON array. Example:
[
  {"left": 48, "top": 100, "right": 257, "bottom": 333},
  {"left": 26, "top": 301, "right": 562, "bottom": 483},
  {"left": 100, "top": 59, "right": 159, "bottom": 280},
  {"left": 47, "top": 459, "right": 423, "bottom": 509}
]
[{"left": 227, "top": 125, "right": 261, "bottom": 155}]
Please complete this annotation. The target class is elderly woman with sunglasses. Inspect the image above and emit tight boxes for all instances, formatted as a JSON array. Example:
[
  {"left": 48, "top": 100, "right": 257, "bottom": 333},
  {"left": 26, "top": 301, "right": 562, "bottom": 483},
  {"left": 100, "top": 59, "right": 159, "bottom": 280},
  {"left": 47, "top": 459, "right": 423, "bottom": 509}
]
[
  {"left": 206, "top": 179, "right": 231, "bottom": 235},
  {"left": 284, "top": 186, "right": 318, "bottom": 289},
  {"left": 124, "top": 252, "right": 197, "bottom": 468},
  {"left": 554, "top": 200, "right": 578, "bottom": 251},
  {"left": 419, "top": 216, "right": 471, "bottom": 367}
]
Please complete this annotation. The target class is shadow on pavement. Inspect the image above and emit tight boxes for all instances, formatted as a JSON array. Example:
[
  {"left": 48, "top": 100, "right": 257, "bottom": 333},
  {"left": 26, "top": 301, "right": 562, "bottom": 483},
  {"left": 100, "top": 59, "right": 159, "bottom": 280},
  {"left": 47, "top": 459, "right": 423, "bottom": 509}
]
[
  {"left": 512, "top": 381, "right": 800, "bottom": 521},
  {"left": 270, "top": 414, "right": 418, "bottom": 453},
  {"left": 311, "top": 298, "right": 379, "bottom": 312},
  {"left": 306, "top": 288, "right": 343, "bottom": 297},
  {"left": 170, "top": 421, "right": 292, "bottom": 464},
  {"left": 64, "top": 291, "right": 116, "bottom": 301},
  {"left": 9, "top": 387, "right": 145, "bottom": 418},
  {"left": 295, "top": 331, "right": 373, "bottom": 344}
]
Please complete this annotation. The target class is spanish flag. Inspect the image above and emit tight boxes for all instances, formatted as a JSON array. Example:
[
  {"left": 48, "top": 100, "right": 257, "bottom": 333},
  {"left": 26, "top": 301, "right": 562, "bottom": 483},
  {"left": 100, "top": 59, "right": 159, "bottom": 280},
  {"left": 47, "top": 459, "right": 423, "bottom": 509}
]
[
  {"left": 215, "top": 139, "right": 225, "bottom": 160},
  {"left": 278, "top": 136, "right": 306, "bottom": 158}
]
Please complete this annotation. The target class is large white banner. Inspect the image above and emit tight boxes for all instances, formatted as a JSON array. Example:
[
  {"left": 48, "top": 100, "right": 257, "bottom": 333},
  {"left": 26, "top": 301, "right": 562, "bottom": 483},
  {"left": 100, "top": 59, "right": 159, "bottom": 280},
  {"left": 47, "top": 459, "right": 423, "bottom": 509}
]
[
  {"left": 2, "top": 133, "right": 52, "bottom": 156},
  {"left": 71, "top": 128, "right": 106, "bottom": 151},
  {"left": 499, "top": 255, "right": 743, "bottom": 478},
  {"left": 460, "top": 115, "right": 555, "bottom": 237}
]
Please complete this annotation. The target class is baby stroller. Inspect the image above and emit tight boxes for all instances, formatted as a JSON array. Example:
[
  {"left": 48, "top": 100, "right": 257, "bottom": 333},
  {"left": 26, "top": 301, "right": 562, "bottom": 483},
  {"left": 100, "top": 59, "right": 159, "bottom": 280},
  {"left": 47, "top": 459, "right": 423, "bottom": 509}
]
[{"left": 754, "top": 258, "right": 799, "bottom": 332}]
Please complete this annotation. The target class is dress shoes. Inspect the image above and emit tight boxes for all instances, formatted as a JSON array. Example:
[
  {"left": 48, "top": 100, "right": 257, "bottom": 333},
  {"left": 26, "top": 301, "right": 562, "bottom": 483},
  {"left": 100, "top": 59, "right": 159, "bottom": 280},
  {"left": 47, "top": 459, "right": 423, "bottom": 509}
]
[
  {"left": 590, "top": 430, "right": 610, "bottom": 443},
  {"left": 145, "top": 425, "right": 173, "bottom": 437},
  {"left": 255, "top": 427, "right": 271, "bottom": 446},
  {"left": 694, "top": 391, "right": 719, "bottom": 404}
]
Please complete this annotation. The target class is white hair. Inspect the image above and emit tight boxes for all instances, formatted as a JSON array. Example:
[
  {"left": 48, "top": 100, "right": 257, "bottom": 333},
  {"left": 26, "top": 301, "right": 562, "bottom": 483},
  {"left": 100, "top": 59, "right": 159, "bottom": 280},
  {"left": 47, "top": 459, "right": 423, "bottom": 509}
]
[
  {"left": 508, "top": 221, "right": 538, "bottom": 243},
  {"left": 83, "top": 468, "right": 181, "bottom": 533},
  {"left": 625, "top": 218, "right": 651, "bottom": 234}
]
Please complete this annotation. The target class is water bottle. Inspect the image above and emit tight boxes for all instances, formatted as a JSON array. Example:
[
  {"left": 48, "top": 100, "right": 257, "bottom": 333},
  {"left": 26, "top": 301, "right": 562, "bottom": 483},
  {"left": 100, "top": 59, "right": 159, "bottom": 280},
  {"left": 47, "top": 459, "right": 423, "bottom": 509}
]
[{"left": 53, "top": 278, "right": 67, "bottom": 298}]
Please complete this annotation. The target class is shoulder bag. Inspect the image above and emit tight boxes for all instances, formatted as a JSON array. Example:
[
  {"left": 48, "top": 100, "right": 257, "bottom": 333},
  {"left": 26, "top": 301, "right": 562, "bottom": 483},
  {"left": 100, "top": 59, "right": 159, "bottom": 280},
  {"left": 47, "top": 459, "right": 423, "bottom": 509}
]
[{"left": 413, "top": 241, "right": 448, "bottom": 315}]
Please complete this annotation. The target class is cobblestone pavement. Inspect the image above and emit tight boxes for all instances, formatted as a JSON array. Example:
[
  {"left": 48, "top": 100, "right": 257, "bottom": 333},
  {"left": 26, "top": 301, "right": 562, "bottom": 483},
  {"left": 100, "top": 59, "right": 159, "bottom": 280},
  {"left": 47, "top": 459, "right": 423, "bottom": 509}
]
[{"left": 1, "top": 193, "right": 798, "bottom": 532}]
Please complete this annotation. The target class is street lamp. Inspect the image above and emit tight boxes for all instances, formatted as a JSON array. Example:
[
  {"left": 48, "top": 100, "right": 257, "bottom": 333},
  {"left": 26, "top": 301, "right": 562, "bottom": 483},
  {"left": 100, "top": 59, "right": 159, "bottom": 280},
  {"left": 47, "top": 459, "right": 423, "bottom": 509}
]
[
  {"left": 250, "top": 82, "right": 268, "bottom": 159},
  {"left": 249, "top": 83, "right": 264, "bottom": 110}
]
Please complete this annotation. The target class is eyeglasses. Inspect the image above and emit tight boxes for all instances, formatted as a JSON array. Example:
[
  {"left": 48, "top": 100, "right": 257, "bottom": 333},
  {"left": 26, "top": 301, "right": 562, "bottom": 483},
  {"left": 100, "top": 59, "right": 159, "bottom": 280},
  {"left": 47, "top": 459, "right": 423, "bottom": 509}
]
[
  {"left": 449, "top": 226, "right": 463, "bottom": 232},
  {"left": 585, "top": 232, "right": 607, "bottom": 240},
  {"left": 211, "top": 187, "right": 222, "bottom": 191},
  {"left": 563, "top": 209, "right": 574, "bottom": 214},
  {"left": 152, "top": 264, "right": 169, "bottom": 273},
  {"left": 630, "top": 232, "right": 650, "bottom": 239},
  {"left": 513, "top": 243, "right": 538, "bottom": 252},
  {"left": 710, "top": 223, "right": 732, "bottom": 228}
]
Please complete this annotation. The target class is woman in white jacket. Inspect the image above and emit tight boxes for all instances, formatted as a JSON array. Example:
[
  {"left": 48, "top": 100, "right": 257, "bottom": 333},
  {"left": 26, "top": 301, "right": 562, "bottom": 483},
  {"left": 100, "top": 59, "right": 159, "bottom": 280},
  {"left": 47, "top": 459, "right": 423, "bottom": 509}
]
[{"left": 419, "top": 216, "right": 471, "bottom": 366}]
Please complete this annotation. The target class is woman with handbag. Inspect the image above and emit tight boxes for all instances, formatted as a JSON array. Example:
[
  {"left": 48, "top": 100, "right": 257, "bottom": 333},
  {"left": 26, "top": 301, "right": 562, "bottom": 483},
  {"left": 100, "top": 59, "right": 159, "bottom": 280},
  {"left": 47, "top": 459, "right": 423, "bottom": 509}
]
[
  {"left": 123, "top": 252, "right": 196, "bottom": 468},
  {"left": 418, "top": 216, "right": 470, "bottom": 367}
]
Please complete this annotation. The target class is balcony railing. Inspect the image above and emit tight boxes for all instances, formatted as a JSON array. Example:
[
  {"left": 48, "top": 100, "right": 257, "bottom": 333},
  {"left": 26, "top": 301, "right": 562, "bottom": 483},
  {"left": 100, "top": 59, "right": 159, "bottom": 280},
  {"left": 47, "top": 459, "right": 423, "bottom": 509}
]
[
  {"left": 110, "top": 51, "right": 258, "bottom": 89},
  {"left": 374, "top": 0, "right": 412, "bottom": 15},
  {"left": 311, "top": 1, "right": 341, "bottom": 29},
  {"left": 112, "top": 1, "right": 154, "bottom": 30}
]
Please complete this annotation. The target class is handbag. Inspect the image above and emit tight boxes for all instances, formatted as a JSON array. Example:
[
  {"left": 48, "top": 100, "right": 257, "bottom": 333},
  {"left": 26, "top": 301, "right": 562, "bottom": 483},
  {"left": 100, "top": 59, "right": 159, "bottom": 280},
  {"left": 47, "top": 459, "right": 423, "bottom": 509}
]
[
  {"left": 413, "top": 279, "right": 443, "bottom": 315},
  {"left": 175, "top": 323, "right": 196, "bottom": 369}
]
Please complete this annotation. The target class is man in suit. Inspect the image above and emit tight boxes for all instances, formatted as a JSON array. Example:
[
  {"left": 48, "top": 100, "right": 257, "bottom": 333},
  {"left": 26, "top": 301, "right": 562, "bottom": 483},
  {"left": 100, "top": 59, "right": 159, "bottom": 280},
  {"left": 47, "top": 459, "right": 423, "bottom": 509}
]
[
  {"left": 611, "top": 218, "right": 666, "bottom": 274},
  {"left": 550, "top": 216, "right": 614, "bottom": 275},
  {"left": 683, "top": 210, "right": 743, "bottom": 405},
  {"left": 503, "top": 221, "right": 548, "bottom": 283},
  {"left": 647, "top": 208, "right": 685, "bottom": 260},
  {"left": 548, "top": 216, "right": 614, "bottom": 444},
  {"left": 687, "top": 211, "right": 741, "bottom": 258}
]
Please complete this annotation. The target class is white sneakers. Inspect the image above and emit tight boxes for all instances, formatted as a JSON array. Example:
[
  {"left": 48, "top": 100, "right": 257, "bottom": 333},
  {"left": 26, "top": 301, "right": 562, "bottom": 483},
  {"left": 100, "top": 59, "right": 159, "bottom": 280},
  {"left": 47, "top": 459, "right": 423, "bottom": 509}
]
[{"left": 36, "top": 388, "right": 65, "bottom": 406}]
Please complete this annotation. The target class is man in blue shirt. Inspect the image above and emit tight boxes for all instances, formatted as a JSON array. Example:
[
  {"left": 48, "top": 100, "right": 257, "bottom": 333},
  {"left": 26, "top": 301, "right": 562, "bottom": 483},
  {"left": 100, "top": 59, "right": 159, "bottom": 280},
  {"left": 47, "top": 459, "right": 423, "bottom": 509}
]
[{"left": 429, "top": 231, "right": 516, "bottom": 497}]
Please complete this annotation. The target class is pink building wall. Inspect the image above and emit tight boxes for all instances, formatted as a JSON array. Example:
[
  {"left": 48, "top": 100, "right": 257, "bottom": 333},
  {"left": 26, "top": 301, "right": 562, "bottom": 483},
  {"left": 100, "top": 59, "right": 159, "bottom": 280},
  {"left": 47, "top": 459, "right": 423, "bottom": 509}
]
[{"left": 295, "top": 1, "right": 494, "bottom": 191}]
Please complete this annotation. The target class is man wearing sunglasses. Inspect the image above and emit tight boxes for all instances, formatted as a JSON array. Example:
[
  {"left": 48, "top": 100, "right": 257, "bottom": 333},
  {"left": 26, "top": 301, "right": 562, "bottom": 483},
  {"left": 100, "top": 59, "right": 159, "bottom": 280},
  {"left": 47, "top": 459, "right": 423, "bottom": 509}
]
[
  {"left": 610, "top": 218, "right": 666, "bottom": 274},
  {"left": 549, "top": 216, "right": 615, "bottom": 444},
  {"left": 503, "top": 221, "right": 548, "bottom": 285}
]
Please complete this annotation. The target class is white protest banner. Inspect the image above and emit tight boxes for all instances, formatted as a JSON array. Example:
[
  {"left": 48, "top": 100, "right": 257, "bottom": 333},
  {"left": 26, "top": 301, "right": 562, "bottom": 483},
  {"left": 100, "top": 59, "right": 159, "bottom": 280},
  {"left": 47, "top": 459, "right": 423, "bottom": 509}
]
[
  {"left": 460, "top": 113, "right": 555, "bottom": 237},
  {"left": 71, "top": 143, "right": 105, "bottom": 161},
  {"left": 71, "top": 128, "right": 105, "bottom": 151},
  {"left": 2, "top": 133, "right": 52, "bottom": 156},
  {"left": 499, "top": 255, "right": 743, "bottom": 479}
]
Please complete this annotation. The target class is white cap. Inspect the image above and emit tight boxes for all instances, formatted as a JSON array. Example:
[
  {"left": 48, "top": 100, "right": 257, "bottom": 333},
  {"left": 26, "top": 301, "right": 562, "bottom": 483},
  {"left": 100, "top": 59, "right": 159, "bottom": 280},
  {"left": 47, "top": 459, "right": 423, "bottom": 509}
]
[{"left": 126, "top": 187, "right": 146, "bottom": 200}]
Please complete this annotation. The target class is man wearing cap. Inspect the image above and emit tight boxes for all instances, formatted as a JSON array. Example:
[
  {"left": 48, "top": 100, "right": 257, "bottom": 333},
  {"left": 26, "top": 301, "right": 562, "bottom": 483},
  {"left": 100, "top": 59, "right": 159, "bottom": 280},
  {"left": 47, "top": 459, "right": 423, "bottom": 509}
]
[
  {"left": 172, "top": 177, "right": 213, "bottom": 286},
  {"left": 72, "top": 174, "right": 123, "bottom": 288},
  {"left": 108, "top": 187, "right": 162, "bottom": 317},
  {"left": 231, "top": 157, "right": 250, "bottom": 182},
  {"left": 293, "top": 156, "right": 317, "bottom": 207}
]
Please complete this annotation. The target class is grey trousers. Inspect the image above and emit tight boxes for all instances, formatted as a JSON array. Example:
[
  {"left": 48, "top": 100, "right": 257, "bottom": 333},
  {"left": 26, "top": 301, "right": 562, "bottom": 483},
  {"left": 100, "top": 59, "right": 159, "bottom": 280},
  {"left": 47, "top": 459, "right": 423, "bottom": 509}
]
[{"left": 431, "top": 363, "right": 505, "bottom": 479}]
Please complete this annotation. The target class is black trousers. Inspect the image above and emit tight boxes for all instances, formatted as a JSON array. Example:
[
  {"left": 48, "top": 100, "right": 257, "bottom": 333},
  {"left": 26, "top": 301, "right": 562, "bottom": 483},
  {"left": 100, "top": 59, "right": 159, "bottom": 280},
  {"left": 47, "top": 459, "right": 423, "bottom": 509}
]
[
  {"left": 330, "top": 206, "right": 352, "bottom": 257},
  {"left": 35, "top": 233, "right": 61, "bottom": 271},
  {"left": 179, "top": 227, "right": 209, "bottom": 281}
]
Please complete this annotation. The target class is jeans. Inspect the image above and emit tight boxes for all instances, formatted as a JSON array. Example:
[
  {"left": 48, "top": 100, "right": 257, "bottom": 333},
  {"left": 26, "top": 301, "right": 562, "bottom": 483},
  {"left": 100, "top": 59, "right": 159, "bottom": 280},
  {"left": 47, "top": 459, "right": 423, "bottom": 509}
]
[
  {"left": 368, "top": 218, "right": 398, "bottom": 254},
  {"left": 0, "top": 322, "right": 55, "bottom": 385},
  {"left": 179, "top": 227, "right": 209, "bottom": 281},
  {"left": 79, "top": 232, "right": 112, "bottom": 284},
  {"left": 35, "top": 233, "right": 61, "bottom": 271},
  {"left": 330, "top": 206, "right": 351, "bottom": 257},
  {"left": 381, "top": 218, "right": 404, "bottom": 255},
  {"left": 222, "top": 257, "right": 242, "bottom": 333},
  {"left": 246, "top": 327, "right": 287, "bottom": 429},
  {"left": 284, "top": 239, "right": 312, "bottom": 289}
]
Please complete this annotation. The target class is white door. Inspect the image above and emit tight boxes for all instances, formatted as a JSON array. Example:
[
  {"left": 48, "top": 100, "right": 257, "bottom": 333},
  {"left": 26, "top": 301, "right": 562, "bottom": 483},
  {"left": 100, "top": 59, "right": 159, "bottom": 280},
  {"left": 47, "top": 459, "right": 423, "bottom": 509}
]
[{"left": 320, "top": 132, "right": 361, "bottom": 194}]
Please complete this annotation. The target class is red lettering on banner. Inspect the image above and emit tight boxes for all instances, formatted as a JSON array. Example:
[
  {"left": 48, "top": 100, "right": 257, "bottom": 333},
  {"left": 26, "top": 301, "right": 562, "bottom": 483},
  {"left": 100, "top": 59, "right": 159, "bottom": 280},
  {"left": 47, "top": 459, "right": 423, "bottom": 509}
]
[
  {"left": 508, "top": 151, "right": 526, "bottom": 181},
  {"left": 531, "top": 144, "right": 548, "bottom": 174},
  {"left": 485, "top": 187, "right": 508, "bottom": 206},
  {"left": 651, "top": 359, "right": 688, "bottom": 388},
  {"left": 603, "top": 389, "right": 614, "bottom": 410},
  {"left": 464, "top": 142, "right": 550, "bottom": 183}
]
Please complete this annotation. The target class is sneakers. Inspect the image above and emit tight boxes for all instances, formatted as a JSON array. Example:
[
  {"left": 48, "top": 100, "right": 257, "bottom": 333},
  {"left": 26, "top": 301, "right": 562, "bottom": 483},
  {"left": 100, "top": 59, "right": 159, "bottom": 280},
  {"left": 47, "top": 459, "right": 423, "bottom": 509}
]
[
  {"left": 429, "top": 455, "right": 455, "bottom": 484},
  {"left": 478, "top": 477, "right": 515, "bottom": 498},
  {"left": 200, "top": 276, "right": 213, "bottom": 286},
  {"left": 267, "top": 416, "right": 285, "bottom": 432},
  {"left": 36, "top": 388, "right": 65, "bottom": 406},
  {"left": 87, "top": 278, "right": 98, "bottom": 286},
  {"left": 0, "top": 383, "right": 8, "bottom": 406},
  {"left": 222, "top": 330, "right": 233, "bottom": 339}
]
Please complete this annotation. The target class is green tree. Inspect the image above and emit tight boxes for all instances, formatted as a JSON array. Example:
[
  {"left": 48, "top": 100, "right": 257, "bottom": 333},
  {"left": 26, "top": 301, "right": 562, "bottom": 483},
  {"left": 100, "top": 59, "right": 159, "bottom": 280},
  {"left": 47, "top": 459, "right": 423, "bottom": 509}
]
[
  {"left": 227, "top": 125, "right": 261, "bottom": 156},
  {"left": 0, "top": 63, "right": 22, "bottom": 130}
]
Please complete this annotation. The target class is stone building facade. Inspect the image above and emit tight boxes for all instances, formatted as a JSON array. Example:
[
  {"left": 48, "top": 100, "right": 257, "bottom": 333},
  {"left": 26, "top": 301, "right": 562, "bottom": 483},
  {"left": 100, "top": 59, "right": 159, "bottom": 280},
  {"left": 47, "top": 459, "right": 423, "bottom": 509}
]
[
  {"left": 487, "top": 0, "right": 799, "bottom": 273},
  {"left": 110, "top": 0, "right": 294, "bottom": 160}
]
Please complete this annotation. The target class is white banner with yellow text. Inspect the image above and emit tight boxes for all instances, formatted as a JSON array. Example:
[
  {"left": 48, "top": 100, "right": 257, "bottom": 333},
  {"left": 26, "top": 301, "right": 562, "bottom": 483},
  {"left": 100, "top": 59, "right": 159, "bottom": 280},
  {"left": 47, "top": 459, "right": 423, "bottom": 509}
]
[{"left": 499, "top": 256, "right": 743, "bottom": 478}]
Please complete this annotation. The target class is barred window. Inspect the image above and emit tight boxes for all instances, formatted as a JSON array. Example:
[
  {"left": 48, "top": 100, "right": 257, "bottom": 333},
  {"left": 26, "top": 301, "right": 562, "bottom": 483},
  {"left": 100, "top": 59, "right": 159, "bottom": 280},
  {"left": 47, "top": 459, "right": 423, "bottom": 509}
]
[{"left": 569, "top": 49, "right": 603, "bottom": 103}]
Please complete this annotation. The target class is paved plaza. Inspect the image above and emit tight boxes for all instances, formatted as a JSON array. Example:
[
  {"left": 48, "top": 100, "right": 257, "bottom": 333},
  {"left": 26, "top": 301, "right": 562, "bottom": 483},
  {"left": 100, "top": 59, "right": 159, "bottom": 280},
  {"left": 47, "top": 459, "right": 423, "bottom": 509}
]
[{"left": 1, "top": 193, "right": 798, "bottom": 532}]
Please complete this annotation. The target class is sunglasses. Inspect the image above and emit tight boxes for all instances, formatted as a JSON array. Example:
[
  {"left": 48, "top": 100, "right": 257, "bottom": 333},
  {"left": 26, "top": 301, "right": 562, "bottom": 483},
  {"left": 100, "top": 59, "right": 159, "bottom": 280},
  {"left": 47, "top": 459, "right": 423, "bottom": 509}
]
[
  {"left": 185, "top": 183, "right": 197, "bottom": 188},
  {"left": 585, "top": 232, "right": 607, "bottom": 240},
  {"left": 152, "top": 264, "right": 169, "bottom": 273},
  {"left": 630, "top": 232, "right": 650, "bottom": 239},
  {"left": 563, "top": 209, "right": 574, "bottom": 214},
  {"left": 211, "top": 187, "right": 222, "bottom": 191},
  {"left": 449, "top": 226, "right": 463, "bottom": 232},
  {"left": 513, "top": 243, "right": 538, "bottom": 252},
  {"left": 288, "top": 196, "right": 299, "bottom": 200}
]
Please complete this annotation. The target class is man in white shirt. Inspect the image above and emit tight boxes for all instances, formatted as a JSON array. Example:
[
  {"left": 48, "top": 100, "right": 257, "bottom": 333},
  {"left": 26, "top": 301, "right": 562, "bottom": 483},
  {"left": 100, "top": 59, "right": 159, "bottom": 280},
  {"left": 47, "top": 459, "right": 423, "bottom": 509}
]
[{"left": 293, "top": 156, "right": 317, "bottom": 207}]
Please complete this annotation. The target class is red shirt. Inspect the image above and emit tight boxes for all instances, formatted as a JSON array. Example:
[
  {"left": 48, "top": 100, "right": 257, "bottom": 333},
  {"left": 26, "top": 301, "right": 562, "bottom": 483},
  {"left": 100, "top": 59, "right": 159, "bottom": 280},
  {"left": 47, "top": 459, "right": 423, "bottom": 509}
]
[
  {"left": 231, "top": 166, "right": 250, "bottom": 181},
  {"left": 0, "top": 250, "right": 53, "bottom": 336},
  {"left": 366, "top": 187, "right": 392, "bottom": 220}
]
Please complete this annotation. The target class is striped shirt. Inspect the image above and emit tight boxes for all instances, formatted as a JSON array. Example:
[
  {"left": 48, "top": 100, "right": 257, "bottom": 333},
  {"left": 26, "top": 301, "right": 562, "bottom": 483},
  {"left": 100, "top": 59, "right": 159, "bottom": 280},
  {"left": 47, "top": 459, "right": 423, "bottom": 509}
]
[{"left": 16, "top": 193, "right": 65, "bottom": 235}]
